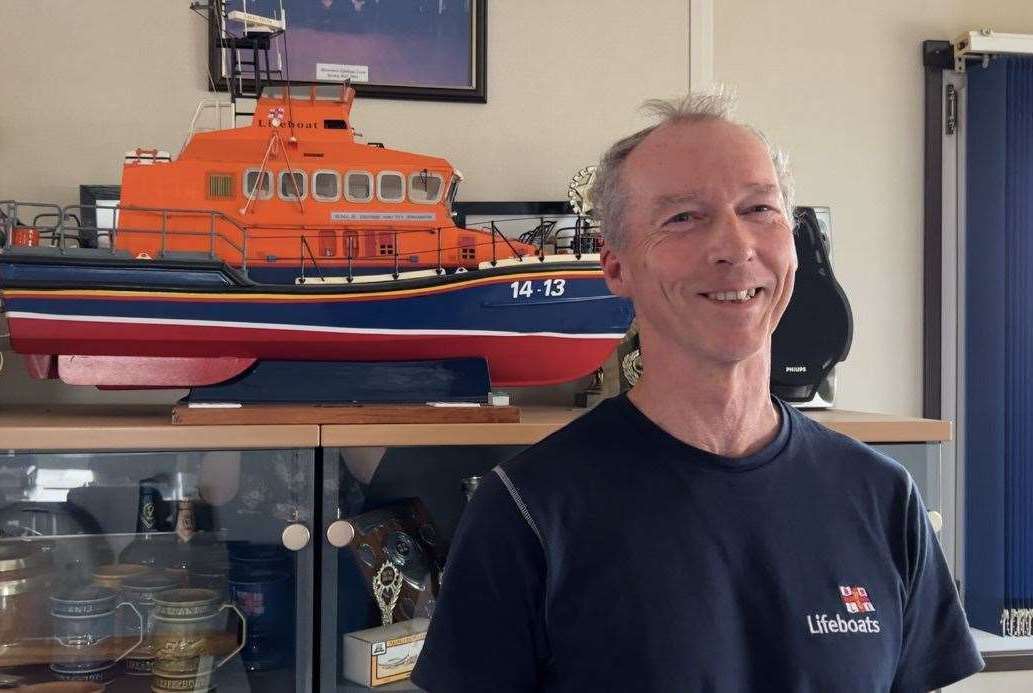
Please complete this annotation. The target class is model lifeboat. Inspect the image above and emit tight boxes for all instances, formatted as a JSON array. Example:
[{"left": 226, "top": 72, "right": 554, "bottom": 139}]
[{"left": 0, "top": 84, "right": 632, "bottom": 390}]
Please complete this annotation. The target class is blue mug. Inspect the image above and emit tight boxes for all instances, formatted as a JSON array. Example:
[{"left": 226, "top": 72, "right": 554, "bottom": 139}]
[{"left": 228, "top": 568, "right": 290, "bottom": 671}]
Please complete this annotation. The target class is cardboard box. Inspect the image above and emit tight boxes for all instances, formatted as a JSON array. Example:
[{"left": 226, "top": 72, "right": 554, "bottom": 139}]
[{"left": 343, "top": 618, "right": 429, "bottom": 687}]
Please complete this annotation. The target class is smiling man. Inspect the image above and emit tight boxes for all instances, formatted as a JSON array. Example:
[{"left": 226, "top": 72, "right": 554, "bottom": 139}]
[{"left": 411, "top": 94, "right": 983, "bottom": 692}]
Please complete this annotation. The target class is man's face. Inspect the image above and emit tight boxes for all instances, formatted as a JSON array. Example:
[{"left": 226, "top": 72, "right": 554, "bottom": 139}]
[{"left": 602, "top": 119, "right": 797, "bottom": 366}]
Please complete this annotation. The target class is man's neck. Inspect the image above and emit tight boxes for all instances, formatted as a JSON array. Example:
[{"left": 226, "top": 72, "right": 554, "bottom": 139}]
[{"left": 627, "top": 347, "right": 781, "bottom": 459}]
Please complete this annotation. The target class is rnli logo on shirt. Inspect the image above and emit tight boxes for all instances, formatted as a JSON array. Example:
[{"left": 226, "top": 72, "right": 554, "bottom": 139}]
[
  {"left": 840, "top": 585, "right": 875, "bottom": 613},
  {"left": 806, "top": 585, "right": 881, "bottom": 635}
]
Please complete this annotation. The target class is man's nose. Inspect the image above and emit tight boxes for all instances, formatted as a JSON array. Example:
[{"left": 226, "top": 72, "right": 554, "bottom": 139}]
[{"left": 707, "top": 211, "right": 755, "bottom": 266}]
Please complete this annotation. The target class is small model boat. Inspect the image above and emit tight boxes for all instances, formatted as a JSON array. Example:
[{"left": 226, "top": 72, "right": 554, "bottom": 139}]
[{"left": 0, "top": 6, "right": 632, "bottom": 391}]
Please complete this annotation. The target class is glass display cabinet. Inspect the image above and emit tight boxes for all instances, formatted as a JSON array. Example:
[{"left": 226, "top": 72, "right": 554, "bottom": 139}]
[
  {"left": 318, "top": 411, "right": 570, "bottom": 692},
  {"left": 0, "top": 405, "right": 952, "bottom": 692},
  {"left": 0, "top": 410, "right": 319, "bottom": 693}
]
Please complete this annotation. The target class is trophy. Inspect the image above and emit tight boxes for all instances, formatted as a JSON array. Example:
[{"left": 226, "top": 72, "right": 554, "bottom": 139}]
[
  {"left": 334, "top": 499, "right": 445, "bottom": 630},
  {"left": 373, "top": 562, "right": 404, "bottom": 626}
]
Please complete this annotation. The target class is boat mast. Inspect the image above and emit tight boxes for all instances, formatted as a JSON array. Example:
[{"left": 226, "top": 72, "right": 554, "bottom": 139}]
[{"left": 216, "top": 0, "right": 287, "bottom": 124}]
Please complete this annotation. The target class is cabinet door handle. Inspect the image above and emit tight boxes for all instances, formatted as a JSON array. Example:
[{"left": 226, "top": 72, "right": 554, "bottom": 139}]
[
  {"left": 326, "top": 519, "right": 356, "bottom": 548},
  {"left": 281, "top": 523, "right": 312, "bottom": 551}
]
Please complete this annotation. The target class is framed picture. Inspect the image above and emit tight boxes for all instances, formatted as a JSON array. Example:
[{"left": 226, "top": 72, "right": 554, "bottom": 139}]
[
  {"left": 78, "top": 185, "right": 121, "bottom": 249},
  {"left": 453, "top": 201, "right": 574, "bottom": 237},
  {"left": 208, "top": 0, "right": 487, "bottom": 103}
]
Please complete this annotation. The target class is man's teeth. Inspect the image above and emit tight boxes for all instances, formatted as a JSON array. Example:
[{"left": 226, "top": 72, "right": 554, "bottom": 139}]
[{"left": 706, "top": 288, "right": 759, "bottom": 302}]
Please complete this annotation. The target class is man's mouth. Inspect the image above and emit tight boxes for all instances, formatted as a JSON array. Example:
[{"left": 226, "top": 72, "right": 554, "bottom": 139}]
[{"left": 701, "top": 287, "right": 764, "bottom": 304}]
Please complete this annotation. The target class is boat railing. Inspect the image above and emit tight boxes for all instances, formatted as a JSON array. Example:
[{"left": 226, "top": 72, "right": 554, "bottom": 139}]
[
  {"left": 298, "top": 235, "right": 327, "bottom": 283},
  {"left": 0, "top": 201, "right": 254, "bottom": 273},
  {"left": 475, "top": 215, "right": 602, "bottom": 259},
  {"left": 61, "top": 204, "right": 253, "bottom": 271},
  {"left": 1, "top": 201, "right": 603, "bottom": 283},
  {"left": 180, "top": 99, "right": 236, "bottom": 156},
  {"left": 0, "top": 201, "right": 65, "bottom": 247}
]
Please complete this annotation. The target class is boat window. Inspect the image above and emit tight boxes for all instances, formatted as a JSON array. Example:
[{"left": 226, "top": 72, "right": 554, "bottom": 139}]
[
  {"left": 345, "top": 171, "right": 373, "bottom": 202},
  {"left": 243, "top": 169, "right": 273, "bottom": 200},
  {"left": 315, "top": 84, "right": 345, "bottom": 101},
  {"left": 279, "top": 171, "right": 307, "bottom": 201},
  {"left": 377, "top": 172, "right": 405, "bottom": 203},
  {"left": 445, "top": 176, "right": 461, "bottom": 213},
  {"left": 459, "top": 235, "right": 477, "bottom": 261},
  {"left": 207, "top": 173, "right": 234, "bottom": 199},
  {"left": 343, "top": 231, "right": 359, "bottom": 259},
  {"left": 318, "top": 230, "right": 336, "bottom": 257},
  {"left": 377, "top": 232, "right": 395, "bottom": 256},
  {"left": 313, "top": 171, "right": 340, "bottom": 202},
  {"left": 409, "top": 171, "right": 444, "bottom": 204}
]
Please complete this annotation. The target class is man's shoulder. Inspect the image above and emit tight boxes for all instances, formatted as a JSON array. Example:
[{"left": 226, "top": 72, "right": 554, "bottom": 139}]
[
  {"left": 497, "top": 396, "right": 634, "bottom": 494},
  {"left": 785, "top": 404, "right": 914, "bottom": 490}
]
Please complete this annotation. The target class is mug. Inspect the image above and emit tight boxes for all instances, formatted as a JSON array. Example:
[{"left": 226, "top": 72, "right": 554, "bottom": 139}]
[
  {"left": 50, "top": 585, "right": 142, "bottom": 667},
  {"left": 150, "top": 668, "right": 216, "bottom": 693},
  {"left": 119, "top": 572, "right": 179, "bottom": 675},
  {"left": 150, "top": 588, "right": 246, "bottom": 677},
  {"left": 228, "top": 568, "right": 290, "bottom": 671},
  {"left": 47, "top": 662, "right": 117, "bottom": 687}
]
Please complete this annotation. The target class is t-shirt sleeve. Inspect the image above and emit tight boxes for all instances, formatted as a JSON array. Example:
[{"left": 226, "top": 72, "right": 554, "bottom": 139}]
[
  {"left": 411, "top": 468, "right": 549, "bottom": 692},
  {"left": 892, "top": 475, "right": 984, "bottom": 692}
]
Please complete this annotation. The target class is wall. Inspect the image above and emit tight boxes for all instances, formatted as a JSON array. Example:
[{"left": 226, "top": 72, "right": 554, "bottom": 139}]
[
  {"left": 714, "top": 0, "right": 1033, "bottom": 416},
  {"left": 4, "top": 1, "right": 1033, "bottom": 415},
  {"left": 0, "top": 0, "right": 688, "bottom": 403}
]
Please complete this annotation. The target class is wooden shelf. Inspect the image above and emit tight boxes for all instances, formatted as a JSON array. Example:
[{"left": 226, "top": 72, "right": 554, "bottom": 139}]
[
  {"left": 0, "top": 405, "right": 319, "bottom": 450},
  {"left": 0, "top": 404, "right": 950, "bottom": 451},
  {"left": 0, "top": 632, "right": 240, "bottom": 668},
  {"left": 322, "top": 406, "right": 952, "bottom": 446},
  {"left": 805, "top": 408, "right": 952, "bottom": 443},
  {"left": 320, "top": 405, "right": 583, "bottom": 446}
]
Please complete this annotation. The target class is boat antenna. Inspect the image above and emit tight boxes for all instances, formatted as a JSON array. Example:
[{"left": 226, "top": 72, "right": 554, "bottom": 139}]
[{"left": 278, "top": 0, "right": 297, "bottom": 143}]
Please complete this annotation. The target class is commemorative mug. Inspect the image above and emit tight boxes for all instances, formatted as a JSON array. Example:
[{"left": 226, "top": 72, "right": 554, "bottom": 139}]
[
  {"left": 149, "top": 667, "right": 217, "bottom": 693},
  {"left": 50, "top": 585, "right": 142, "bottom": 658},
  {"left": 119, "top": 571, "right": 179, "bottom": 675},
  {"left": 47, "top": 661, "right": 117, "bottom": 687},
  {"left": 150, "top": 588, "right": 246, "bottom": 676}
]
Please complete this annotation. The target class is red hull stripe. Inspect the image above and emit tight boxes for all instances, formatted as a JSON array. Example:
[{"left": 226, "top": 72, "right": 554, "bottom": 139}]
[{"left": 8, "top": 317, "right": 621, "bottom": 387}]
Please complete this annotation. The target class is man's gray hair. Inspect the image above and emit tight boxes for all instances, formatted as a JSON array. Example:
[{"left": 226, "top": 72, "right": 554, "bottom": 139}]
[{"left": 588, "top": 91, "right": 795, "bottom": 250}]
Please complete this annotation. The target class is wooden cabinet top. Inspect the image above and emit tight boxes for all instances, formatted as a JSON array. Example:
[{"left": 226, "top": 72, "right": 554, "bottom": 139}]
[
  {"left": 0, "top": 405, "right": 320, "bottom": 450},
  {"left": 0, "top": 404, "right": 951, "bottom": 450}
]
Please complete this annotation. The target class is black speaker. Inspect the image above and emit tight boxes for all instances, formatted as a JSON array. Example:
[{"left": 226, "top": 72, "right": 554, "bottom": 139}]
[{"left": 771, "top": 207, "right": 853, "bottom": 406}]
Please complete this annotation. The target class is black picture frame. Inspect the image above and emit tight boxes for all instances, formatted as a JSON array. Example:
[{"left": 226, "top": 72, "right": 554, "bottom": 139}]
[
  {"left": 453, "top": 201, "right": 573, "bottom": 229},
  {"left": 207, "top": 0, "right": 487, "bottom": 103},
  {"left": 78, "top": 185, "right": 122, "bottom": 249}
]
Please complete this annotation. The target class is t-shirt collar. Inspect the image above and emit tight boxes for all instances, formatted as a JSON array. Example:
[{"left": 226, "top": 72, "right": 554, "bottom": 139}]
[{"left": 614, "top": 392, "right": 792, "bottom": 472}]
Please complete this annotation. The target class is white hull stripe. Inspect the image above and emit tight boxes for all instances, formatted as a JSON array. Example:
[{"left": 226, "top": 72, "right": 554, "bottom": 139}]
[{"left": 5, "top": 311, "right": 626, "bottom": 340}]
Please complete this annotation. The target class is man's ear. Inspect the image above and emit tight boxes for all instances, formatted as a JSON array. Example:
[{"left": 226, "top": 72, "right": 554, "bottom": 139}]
[{"left": 601, "top": 243, "right": 629, "bottom": 297}]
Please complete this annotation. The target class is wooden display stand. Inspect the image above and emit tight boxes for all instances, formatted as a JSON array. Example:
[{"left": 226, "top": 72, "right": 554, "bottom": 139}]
[{"left": 171, "top": 403, "right": 521, "bottom": 425}]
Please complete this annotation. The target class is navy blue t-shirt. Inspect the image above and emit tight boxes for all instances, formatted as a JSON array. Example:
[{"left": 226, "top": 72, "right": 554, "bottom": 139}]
[{"left": 411, "top": 395, "right": 983, "bottom": 692}]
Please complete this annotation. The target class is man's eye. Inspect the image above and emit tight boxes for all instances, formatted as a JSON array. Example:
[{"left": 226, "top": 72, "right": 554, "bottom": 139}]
[
  {"left": 665, "top": 212, "right": 696, "bottom": 224},
  {"left": 748, "top": 205, "right": 778, "bottom": 214}
]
